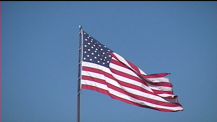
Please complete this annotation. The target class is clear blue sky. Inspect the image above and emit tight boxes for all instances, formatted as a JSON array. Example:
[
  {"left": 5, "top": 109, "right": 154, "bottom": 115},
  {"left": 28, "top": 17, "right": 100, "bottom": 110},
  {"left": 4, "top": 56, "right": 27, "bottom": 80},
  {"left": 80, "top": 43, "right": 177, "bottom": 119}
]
[{"left": 2, "top": 1, "right": 217, "bottom": 122}]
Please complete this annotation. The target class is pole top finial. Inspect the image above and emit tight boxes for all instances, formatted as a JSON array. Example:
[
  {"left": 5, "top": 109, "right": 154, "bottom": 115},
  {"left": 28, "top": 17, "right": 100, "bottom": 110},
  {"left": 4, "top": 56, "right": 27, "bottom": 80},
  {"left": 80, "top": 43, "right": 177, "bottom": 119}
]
[{"left": 79, "top": 25, "right": 82, "bottom": 29}]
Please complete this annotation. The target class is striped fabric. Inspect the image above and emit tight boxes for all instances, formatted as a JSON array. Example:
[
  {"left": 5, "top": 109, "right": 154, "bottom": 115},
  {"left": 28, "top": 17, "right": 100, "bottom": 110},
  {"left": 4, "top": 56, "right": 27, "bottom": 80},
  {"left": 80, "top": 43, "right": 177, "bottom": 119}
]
[{"left": 80, "top": 30, "right": 183, "bottom": 112}]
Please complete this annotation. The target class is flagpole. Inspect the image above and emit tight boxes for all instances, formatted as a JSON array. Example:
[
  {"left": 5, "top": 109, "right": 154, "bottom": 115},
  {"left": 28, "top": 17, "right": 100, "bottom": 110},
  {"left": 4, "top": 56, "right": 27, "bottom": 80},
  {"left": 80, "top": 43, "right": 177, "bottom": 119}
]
[{"left": 77, "top": 25, "right": 83, "bottom": 122}]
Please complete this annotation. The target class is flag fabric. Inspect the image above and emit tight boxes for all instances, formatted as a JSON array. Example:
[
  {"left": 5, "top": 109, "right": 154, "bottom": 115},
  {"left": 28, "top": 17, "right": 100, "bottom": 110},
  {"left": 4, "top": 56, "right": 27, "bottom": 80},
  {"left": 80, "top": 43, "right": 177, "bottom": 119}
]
[{"left": 80, "top": 30, "right": 183, "bottom": 112}]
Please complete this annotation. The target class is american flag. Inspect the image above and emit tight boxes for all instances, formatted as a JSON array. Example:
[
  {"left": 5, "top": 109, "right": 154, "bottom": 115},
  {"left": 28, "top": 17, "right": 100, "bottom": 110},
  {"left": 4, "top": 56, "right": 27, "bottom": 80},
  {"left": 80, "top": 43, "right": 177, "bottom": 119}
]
[{"left": 80, "top": 30, "right": 183, "bottom": 112}]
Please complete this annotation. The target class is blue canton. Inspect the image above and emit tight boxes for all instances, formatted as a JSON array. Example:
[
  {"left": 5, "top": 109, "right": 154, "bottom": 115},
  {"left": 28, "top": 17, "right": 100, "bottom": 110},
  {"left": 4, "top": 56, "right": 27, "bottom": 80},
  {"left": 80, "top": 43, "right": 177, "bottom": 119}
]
[{"left": 82, "top": 31, "right": 113, "bottom": 68}]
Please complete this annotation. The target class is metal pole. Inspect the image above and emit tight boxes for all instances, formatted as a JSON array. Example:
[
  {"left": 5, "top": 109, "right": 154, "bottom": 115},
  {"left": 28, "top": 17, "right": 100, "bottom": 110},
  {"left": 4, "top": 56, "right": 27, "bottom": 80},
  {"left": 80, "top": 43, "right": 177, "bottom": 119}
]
[{"left": 77, "top": 25, "right": 83, "bottom": 122}]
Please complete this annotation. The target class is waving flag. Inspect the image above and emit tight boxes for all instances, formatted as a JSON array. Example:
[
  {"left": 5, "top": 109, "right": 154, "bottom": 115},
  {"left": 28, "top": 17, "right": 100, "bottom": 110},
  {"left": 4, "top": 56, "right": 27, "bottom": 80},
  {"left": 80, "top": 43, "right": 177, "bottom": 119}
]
[{"left": 80, "top": 30, "right": 183, "bottom": 112}]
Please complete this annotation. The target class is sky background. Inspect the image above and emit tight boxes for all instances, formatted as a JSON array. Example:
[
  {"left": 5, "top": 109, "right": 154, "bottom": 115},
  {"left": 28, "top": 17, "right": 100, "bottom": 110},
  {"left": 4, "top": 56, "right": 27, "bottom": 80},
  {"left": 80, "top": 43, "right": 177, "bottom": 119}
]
[{"left": 1, "top": 1, "right": 217, "bottom": 122}]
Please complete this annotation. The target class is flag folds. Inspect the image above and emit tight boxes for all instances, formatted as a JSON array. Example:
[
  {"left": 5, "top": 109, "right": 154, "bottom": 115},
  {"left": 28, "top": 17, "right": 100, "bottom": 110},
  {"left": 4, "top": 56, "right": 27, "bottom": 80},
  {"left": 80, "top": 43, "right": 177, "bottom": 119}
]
[{"left": 80, "top": 30, "right": 183, "bottom": 112}]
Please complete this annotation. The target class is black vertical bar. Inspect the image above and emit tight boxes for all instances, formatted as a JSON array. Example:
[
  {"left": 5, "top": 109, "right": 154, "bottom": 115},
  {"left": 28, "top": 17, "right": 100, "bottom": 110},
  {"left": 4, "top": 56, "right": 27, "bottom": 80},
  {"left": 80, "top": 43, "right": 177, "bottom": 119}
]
[{"left": 77, "top": 25, "right": 82, "bottom": 122}]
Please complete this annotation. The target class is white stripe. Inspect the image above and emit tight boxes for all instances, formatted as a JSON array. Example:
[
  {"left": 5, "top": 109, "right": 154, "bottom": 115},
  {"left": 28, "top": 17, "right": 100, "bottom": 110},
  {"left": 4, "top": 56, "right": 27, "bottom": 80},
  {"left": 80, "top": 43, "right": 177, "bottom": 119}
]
[
  {"left": 110, "top": 62, "right": 172, "bottom": 91},
  {"left": 81, "top": 79, "right": 109, "bottom": 90},
  {"left": 82, "top": 69, "right": 152, "bottom": 93},
  {"left": 112, "top": 53, "right": 131, "bottom": 68},
  {"left": 82, "top": 62, "right": 172, "bottom": 92},
  {"left": 157, "top": 94, "right": 176, "bottom": 98},
  {"left": 109, "top": 71, "right": 153, "bottom": 92},
  {"left": 83, "top": 62, "right": 153, "bottom": 92},
  {"left": 82, "top": 80, "right": 183, "bottom": 111},
  {"left": 148, "top": 84, "right": 172, "bottom": 91},
  {"left": 146, "top": 77, "right": 172, "bottom": 91},
  {"left": 147, "top": 77, "right": 170, "bottom": 83},
  {"left": 110, "top": 61, "right": 173, "bottom": 92},
  {"left": 110, "top": 60, "right": 139, "bottom": 78},
  {"left": 112, "top": 53, "right": 139, "bottom": 73},
  {"left": 81, "top": 65, "right": 178, "bottom": 103},
  {"left": 82, "top": 61, "right": 111, "bottom": 72},
  {"left": 111, "top": 55, "right": 172, "bottom": 91},
  {"left": 139, "top": 68, "right": 147, "bottom": 75},
  {"left": 113, "top": 52, "right": 147, "bottom": 75}
]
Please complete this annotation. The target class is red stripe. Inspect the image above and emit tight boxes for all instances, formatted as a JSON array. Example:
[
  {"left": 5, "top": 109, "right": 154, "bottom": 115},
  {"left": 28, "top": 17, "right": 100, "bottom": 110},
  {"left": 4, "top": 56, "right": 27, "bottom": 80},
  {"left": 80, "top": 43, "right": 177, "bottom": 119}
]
[
  {"left": 82, "top": 85, "right": 182, "bottom": 112},
  {"left": 152, "top": 89, "right": 174, "bottom": 95},
  {"left": 81, "top": 79, "right": 180, "bottom": 108},
  {"left": 82, "top": 70, "right": 181, "bottom": 107},
  {"left": 83, "top": 66, "right": 154, "bottom": 95},
  {"left": 111, "top": 59, "right": 172, "bottom": 87},
  {"left": 83, "top": 74, "right": 153, "bottom": 96},
  {"left": 110, "top": 60, "right": 148, "bottom": 85},
  {"left": 146, "top": 80, "right": 173, "bottom": 87},
  {"left": 152, "top": 89, "right": 177, "bottom": 99},
  {"left": 110, "top": 53, "right": 141, "bottom": 74},
  {"left": 126, "top": 60, "right": 143, "bottom": 75},
  {"left": 110, "top": 53, "right": 142, "bottom": 75},
  {"left": 110, "top": 62, "right": 172, "bottom": 88},
  {"left": 82, "top": 66, "right": 178, "bottom": 101},
  {"left": 142, "top": 73, "right": 170, "bottom": 78},
  {"left": 110, "top": 60, "right": 172, "bottom": 87}
]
